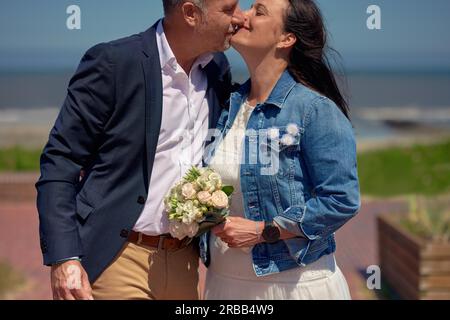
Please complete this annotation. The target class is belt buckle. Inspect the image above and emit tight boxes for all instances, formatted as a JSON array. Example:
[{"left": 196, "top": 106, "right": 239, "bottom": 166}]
[{"left": 158, "top": 235, "right": 167, "bottom": 251}]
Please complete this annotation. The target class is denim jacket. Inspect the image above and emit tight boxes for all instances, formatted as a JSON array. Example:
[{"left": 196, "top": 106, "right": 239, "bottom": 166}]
[{"left": 200, "top": 70, "right": 361, "bottom": 277}]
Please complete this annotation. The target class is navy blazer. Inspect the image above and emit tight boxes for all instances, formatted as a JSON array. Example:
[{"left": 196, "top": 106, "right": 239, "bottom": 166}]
[{"left": 36, "top": 23, "right": 232, "bottom": 283}]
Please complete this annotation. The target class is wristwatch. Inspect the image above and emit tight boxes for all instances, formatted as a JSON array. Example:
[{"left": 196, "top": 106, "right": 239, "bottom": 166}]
[{"left": 262, "top": 221, "right": 281, "bottom": 244}]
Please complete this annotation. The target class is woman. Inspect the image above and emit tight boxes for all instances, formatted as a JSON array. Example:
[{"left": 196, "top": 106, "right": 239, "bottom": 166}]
[{"left": 200, "top": 0, "right": 361, "bottom": 300}]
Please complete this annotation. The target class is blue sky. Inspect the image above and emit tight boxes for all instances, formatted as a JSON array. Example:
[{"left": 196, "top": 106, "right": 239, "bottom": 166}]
[{"left": 1, "top": 0, "right": 450, "bottom": 72}]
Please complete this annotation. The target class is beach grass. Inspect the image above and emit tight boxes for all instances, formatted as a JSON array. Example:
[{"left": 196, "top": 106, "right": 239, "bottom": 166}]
[
  {"left": 0, "top": 146, "right": 41, "bottom": 172},
  {"left": 357, "top": 139, "right": 450, "bottom": 197},
  {"left": 1, "top": 139, "right": 450, "bottom": 197},
  {"left": 0, "top": 260, "right": 25, "bottom": 299}
]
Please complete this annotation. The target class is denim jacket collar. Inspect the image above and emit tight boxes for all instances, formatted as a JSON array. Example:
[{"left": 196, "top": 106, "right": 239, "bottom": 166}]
[{"left": 230, "top": 69, "right": 297, "bottom": 110}]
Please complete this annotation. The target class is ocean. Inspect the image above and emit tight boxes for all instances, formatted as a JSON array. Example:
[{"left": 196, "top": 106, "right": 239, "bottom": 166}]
[{"left": 1, "top": 70, "right": 450, "bottom": 142}]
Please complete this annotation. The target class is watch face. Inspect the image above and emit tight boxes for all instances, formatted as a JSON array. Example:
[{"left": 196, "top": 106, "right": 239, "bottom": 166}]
[{"left": 263, "top": 225, "right": 281, "bottom": 243}]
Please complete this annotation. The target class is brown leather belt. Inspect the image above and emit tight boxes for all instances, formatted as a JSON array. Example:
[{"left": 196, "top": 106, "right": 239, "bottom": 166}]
[{"left": 127, "top": 231, "right": 188, "bottom": 250}]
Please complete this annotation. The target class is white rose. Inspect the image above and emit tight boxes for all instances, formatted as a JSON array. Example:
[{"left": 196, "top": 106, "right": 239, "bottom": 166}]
[
  {"left": 197, "top": 191, "right": 212, "bottom": 204},
  {"left": 172, "top": 182, "right": 184, "bottom": 198},
  {"left": 208, "top": 172, "right": 222, "bottom": 188},
  {"left": 287, "top": 123, "right": 300, "bottom": 136},
  {"left": 183, "top": 222, "right": 199, "bottom": 238},
  {"left": 281, "top": 134, "right": 295, "bottom": 146},
  {"left": 180, "top": 201, "right": 199, "bottom": 224},
  {"left": 210, "top": 190, "right": 229, "bottom": 209},
  {"left": 203, "top": 181, "right": 216, "bottom": 193},
  {"left": 182, "top": 211, "right": 197, "bottom": 224},
  {"left": 181, "top": 182, "right": 197, "bottom": 200},
  {"left": 169, "top": 221, "right": 186, "bottom": 240}
]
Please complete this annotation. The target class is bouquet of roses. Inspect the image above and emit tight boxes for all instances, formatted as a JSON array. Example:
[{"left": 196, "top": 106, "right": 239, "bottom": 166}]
[{"left": 164, "top": 166, "right": 234, "bottom": 240}]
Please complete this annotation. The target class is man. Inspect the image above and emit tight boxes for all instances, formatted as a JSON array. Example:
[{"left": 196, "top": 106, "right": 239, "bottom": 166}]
[{"left": 36, "top": 0, "right": 243, "bottom": 300}]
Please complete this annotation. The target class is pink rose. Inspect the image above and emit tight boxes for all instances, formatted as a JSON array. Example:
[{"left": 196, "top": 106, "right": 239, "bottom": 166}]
[
  {"left": 210, "top": 190, "right": 229, "bottom": 209},
  {"left": 181, "top": 183, "right": 197, "bottom": 200},
  {"left": 197, "top": 191, "right": 212, "bottom": 204}
]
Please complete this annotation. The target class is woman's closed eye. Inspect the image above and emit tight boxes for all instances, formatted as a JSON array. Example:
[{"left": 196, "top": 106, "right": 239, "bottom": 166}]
[{"left": 254, "top": 4, "right": 269, "bottom": 16}]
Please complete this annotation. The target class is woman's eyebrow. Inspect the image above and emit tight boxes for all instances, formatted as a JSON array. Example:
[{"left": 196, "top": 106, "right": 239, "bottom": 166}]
[{"left": 255, "top": 3, "right": 269, "bottom": 14}]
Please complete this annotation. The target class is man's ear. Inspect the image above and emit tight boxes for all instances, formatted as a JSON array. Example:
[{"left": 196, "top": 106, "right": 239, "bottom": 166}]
[
  {"left": 181, "top": 2, "right": 203, "bottom": 27},
  {"left": 277, "top": 32, "right": 297, "bottom": 50}
]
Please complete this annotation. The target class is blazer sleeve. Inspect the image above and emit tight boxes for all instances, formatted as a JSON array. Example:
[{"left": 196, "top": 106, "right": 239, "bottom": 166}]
[{"left": 35, "top": 42, "right": 116, "bottom": 266}]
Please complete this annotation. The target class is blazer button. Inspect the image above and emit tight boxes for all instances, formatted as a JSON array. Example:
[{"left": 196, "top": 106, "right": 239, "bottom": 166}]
[
  {"left": 137, "top": 196, "right": 146, "bottom": 205},
  {"left": 120, "top": 229, "right": 129, "bottom": 238},
  {"left": 40, "top": 239, "right": 47, "bottom": 252}
]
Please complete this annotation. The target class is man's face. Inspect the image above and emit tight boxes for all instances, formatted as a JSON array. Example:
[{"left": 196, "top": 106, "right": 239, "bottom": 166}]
[{"left": 195, "top": 0, "right": 243, "bottom": 52}]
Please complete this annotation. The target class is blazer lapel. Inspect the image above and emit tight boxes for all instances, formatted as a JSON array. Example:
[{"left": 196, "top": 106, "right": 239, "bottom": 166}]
[
  {"left": 141, "top": 26, "right": 163, "bottom": 192},
  {"left": 205, "top": 58, "right": 228, "bottom": 130}
]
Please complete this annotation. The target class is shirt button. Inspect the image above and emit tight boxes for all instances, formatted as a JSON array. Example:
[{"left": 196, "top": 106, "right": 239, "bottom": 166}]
[{"left": 137, "top": 196, "right": 146, "bottom": 205}]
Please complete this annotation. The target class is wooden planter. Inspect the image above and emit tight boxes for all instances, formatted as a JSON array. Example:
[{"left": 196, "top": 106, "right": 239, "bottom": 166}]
[{"left": 378, "top": 213, "right": 450, "bottom": 300}]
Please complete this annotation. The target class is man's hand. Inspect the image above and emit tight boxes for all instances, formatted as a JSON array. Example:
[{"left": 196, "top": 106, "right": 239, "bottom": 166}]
[
  {"left": 212, "top": 217, "right": 264, "bottom": 248},
  {"left": 51, "top": 260, "right": 94, "bottom": 300}
]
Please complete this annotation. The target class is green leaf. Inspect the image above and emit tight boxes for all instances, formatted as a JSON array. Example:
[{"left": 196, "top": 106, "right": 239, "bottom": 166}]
[
  {"left": 184, "top": 166, "right": 202, "bottom": 182},
  {"left": 222, "top": 185, "right": 234, "bottom": 196}
]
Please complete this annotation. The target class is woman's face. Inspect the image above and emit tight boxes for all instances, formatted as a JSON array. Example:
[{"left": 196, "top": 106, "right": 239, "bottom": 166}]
[{"left": 231, "top": 0, "right": 290, "bottom": 56}]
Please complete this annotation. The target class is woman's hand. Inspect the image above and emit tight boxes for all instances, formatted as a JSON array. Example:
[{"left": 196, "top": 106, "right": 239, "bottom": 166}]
[
  {"left": 212, "top": 216, "right": 302, "bottom": 248},
  {"left": 212, "top": 217, "right": 264, "bottom": 248}
]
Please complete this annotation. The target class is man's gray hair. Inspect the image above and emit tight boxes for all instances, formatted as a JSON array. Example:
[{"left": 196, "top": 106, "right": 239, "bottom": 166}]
[{"left": 162, "top": 0, "right": 206, "bottom": 15}]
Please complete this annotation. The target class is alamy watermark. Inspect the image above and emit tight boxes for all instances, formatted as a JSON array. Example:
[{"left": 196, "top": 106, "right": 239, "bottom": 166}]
[
  {"left": 366, "top": 265, "right": 382, "bottom": 290},
  {"left": 67, "top": 5, "right": 81, "bottom": 30},
  {"left": 173, "top": 125, "right": 305, "bottom": 176},
  {"left": 66, "top": 4, "right": 381, "bottom": 31},
  {"left": 367, "top": 5, "right": 382, "bottom": 30}
]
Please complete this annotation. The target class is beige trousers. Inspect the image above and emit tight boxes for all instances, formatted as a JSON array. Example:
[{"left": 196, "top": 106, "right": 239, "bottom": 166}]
[{"left": 91, "top": 241, "right": 199, "bottom": 300}]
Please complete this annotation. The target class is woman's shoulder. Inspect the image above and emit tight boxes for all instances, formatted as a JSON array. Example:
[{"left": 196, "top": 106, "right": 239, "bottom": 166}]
[
  {"left": 288, "top": 82, "right": 334, "bottom": 109},
  {"left": 287, "top": 83, "right": 352, "bottom": 130}
]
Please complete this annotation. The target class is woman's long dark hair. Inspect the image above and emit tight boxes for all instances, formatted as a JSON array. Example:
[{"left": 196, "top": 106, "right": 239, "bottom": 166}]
[{"left": 285, "top": 0, "right": 350, "bottom": 120}]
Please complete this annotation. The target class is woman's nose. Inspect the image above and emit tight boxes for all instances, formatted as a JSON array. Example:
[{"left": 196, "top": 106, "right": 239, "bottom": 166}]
[{"left": 231, "top": 6, "right": 246, "bottom": 28}]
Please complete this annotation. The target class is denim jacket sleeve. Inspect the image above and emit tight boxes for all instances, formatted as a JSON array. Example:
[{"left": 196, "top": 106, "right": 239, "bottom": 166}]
[{"left": 274, "top": 96, "right": 361, "bottom": 243}]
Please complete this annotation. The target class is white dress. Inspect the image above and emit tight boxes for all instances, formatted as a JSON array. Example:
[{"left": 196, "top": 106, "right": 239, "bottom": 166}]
[{"left": 203, "top": 100, "right": 352, "bottom": 300}]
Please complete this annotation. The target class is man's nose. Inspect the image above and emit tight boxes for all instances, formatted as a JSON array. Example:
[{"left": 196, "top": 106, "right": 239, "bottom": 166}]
[{"left": 231, "top": 6, "right": 245, "bottom": 27}]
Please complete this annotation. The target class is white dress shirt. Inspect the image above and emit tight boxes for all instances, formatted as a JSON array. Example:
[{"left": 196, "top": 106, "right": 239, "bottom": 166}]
[{"left": 133, "top": 20, "right": 213, "bottom": 236}]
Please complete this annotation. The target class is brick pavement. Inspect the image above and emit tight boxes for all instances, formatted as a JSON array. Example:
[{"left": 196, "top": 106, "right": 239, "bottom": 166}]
[{"left": 0, "top": 173, "right": 409, "bottom": 300}]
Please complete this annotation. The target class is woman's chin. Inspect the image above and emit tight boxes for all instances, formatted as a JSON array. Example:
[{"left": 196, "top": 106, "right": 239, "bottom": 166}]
[
  {"left": 230, "top": 41, "right": 244, "bottom": 53},
  {"left": 230, "top": 35, "right": 248, "bottom": 51}
]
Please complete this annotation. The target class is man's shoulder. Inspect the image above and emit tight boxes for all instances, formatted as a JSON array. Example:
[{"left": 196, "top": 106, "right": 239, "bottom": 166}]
[
  {"left": 107, "top": 25, "right": 156, "bottom": 50},
  {"left": 83, "top": 25, "right": 157, "bottom": 62},
  {"left": 107, "top": 33, "right": 143, "bottom": 49}
]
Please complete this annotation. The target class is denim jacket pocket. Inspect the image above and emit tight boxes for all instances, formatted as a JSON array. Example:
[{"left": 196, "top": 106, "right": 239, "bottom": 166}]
[
  {"left": 260, "top": 125, "right": 303, "bottom": 178},
  {"left": 263, "top": 125, "right": 304, "bottom": 155}
]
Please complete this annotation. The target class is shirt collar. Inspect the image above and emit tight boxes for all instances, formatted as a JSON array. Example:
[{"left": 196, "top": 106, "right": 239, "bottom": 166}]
[
  {"left": 156, "top": 19, "right": 177, "bottom": 71},
  {"left": 156, "top": 19, "right": 214, "bottom": 72},
  {"left": 196, "top": 53, "right": 215, "bottom": 69}
]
